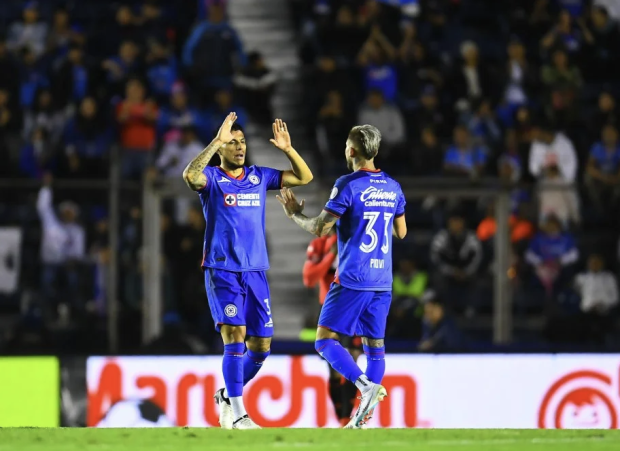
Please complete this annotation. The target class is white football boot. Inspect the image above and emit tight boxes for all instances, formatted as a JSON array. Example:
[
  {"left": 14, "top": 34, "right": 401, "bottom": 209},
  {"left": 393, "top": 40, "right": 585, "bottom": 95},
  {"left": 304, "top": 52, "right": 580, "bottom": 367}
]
[
  {"left": 349, "top": 385, "right": 387, "bottom": 428},
  {"left": 232, "top": 415, "right": 261, "bottom": 429},
  {"left": 214, "top": 388, "right": 234, "bottom": 429}
]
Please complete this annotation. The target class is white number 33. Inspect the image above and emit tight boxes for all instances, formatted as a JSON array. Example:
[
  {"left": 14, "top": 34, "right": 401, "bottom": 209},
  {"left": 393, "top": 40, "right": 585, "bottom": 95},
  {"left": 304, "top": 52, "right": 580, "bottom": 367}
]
[{"left": 359, "top": 212, "right": 393, "bottom": 254}]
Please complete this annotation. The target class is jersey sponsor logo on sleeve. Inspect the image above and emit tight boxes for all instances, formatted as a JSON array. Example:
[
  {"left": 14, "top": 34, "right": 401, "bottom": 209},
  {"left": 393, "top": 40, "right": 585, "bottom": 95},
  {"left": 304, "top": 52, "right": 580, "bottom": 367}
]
[
  {"left": 224, "top": 194, "right": 237, "bottom": 206},
  {"left": 329, "top": 187, "right": 338, "bottom": 199},
  {"left": 359, "top": 186, "right": 397, "bottom": 207},
  {"left": 217, "top": 177, "right": 231, "bottom": 183},
  {"left": 224, "top": 304, "right": 237, "bottom": 317},
  {"left": 249, "top": 175, "right": 260, "bottom": 185}
]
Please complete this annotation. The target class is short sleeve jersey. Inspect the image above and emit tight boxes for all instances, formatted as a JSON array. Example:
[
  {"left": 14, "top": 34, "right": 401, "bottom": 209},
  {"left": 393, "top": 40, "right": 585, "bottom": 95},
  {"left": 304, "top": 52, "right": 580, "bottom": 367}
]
[
  {"left": 324, "top": 169, "right": 406, "bottom": 291},
  {"left": 198, "top": 165, "right": 282, "bottom": 271}
]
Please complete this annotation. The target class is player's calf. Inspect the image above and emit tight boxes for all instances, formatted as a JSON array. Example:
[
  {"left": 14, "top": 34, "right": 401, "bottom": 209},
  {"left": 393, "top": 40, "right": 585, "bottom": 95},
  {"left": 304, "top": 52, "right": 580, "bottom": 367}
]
[{"left": 362, "top": 338, "right": 386, "bottom": 384}]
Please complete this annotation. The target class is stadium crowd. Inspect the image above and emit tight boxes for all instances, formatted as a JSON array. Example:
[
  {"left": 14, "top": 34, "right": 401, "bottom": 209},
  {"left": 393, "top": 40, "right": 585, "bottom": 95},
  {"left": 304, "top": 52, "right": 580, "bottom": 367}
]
[{"left": 0, "top": 0, "right": 619, "bottom": 354}]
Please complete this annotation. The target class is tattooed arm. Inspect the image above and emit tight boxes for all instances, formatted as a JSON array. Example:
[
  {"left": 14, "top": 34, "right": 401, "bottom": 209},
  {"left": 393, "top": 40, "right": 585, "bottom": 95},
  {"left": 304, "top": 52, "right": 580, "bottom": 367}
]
[
  {"left": 182, "top": 112, "right": 236, "bottom": 191},
  {"left": 277, "top": 188, "right": 337, "bottom": 237},
  {"left": 291, "top": 210, "right": 337, "bottom": 237}
]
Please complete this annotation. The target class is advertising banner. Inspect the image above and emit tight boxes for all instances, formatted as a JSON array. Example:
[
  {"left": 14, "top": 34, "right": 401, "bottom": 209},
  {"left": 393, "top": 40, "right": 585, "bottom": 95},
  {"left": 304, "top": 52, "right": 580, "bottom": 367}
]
[
  {"left": 0, "top": 357, "right": 59, "bottom": 427},
  {"left": 86, "top": 354, "right": 620, "bottom": 429}
]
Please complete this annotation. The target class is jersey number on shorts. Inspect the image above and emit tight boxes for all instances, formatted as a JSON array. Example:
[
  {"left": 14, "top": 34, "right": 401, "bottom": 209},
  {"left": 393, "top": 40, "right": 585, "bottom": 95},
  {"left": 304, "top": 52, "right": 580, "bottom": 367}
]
[{"left": 359, "top": 212, "right": 393, "bottom": 254}]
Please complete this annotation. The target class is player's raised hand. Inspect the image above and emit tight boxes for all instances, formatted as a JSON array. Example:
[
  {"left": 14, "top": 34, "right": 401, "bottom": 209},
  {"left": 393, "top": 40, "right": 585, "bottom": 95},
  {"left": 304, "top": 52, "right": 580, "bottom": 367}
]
[
  {"left": 270, "top": 118, "right": 292, "bottom": 152},
  {"left": 276, "top": 187, "right": 305, "bottom": 218},
  {"left": 215, "top": 112, "right": 237, "bottom": 143}
]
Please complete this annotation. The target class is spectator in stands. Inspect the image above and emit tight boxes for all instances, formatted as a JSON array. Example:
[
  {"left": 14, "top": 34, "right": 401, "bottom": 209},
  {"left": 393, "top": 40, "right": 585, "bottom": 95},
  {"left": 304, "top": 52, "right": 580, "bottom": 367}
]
[
  {"left": 595, "top": 0, "right": 620, "bottom": 21},
  {"left": 412, "top": 85, "right": 449, "bottom": 139},
  {"left": 138, "top": 0, "right": 168, "bottom": 44},
  {"left": 7, "top": 1, "right": 48, "bottom": 58},
  {"left": 585, "top": 124, "right": 620, "bottom": 214},
  {"left": 157, "top": 83, "right": 205, "bottom": 140},
  {"left": 443, "top": 125, "right": 488, "bottom": 179},
  {"left": 18, "top": 47, "right": 49, "bottom": 109},
  {"left": 233, "top": 51, "right": 276, "bottom": 126},
  {"left": 540, "top": 9, "right": 582, "bottom": 55},
  {"left": 399, "top": 42, "right": 443, "bottom": 110},
  {"left": 357, "top": 25, "right": 398, "bottom": 101},
  {"left": 525, "top": 214, "right": 579, "bottom": 298},
  {"left": 450, "top": 41, "right": 494, "bottom": 110},
  {"left": 502, "top": 39, "right": 538, "bottom": 111},
  {"left": 587, "top": 91, "right": 619, "bottom": 142},
  {"left": 37, "top": 174, "right": 86, "bottom": 320},
  {"left": 477, "top": 202, "right": 534, "bottom": 245},
  {"left": 145, "top": 39, "right": 178, "bottom": 104},
  {"left": 357, "top": 89, "right": 406, "bottom": 158},
  {"left": 574, "top": 253, "right": 618, "bottom": 344},
  {"left": 63, "top": 97, "right": 113, "bottom": 179},
  {"left": 529, "top": 120, "right": 577, "bottom": 183},
  {"left": 93, "top": 4, "right": 141, "bottom": 58},
  {"left": 102, "top": 40, "right": 142, "bottom": 96},
  {"left": 430, "top": 212, "right": 482, "bottom": 312},
  {"left": 316, "top": 90, "right": 353, "bottom": 174},
  {"left": 310, "top": 56, "right": 351, "bottom": 112},
  {"left": 581, "top": 5, "right": 620, "bottom": 83},
  {"left": 418, "top": 294, "right": 462, "bottom": 352},
  {"left": 389, "top": 258, "right": 428, "bottom": 338},
  {"left": 116, "top": 78, "right": 159, "bottom": 179},
  {"left": 537, "top": 164, "right": 581, "bottom": 227},
  {"left": 541, "top": 49, "right": 582, "bottom": 127},
  {"left": 157, "top": 125, "right": 203, "bottom": 179},
  {"left": 19, "top": 127, "right": 53, "bottom": 179},
  {"left": 207, "top": 89, "right": 247, "bottom": 136},
  {"left": 52, "top": 44, "right": 91, "bottom": 109},
  {"left": 46, "top": 8, "right": 84, "bottom": 61},
  {"left": 0, "top": 89, "right": 22, "bottom": 173},
  {"left": 317, "top": 5, "right": 367, "bottom": 62},
  {"left": 183, "top": 4, "right": 246, "bottom": 94},
  {"left": 464, "top": 98, "right": 502, "bottom": 150},
  {"left": 412, "top": 126, "right": 443, "bottom": 176},
  {"left": 23, "top": 89, "right": 65, "bottom": 147}
]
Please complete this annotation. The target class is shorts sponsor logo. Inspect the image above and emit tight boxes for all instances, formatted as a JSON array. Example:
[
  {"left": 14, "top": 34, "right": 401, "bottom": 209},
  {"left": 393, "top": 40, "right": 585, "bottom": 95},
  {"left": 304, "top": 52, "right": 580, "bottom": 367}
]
[
  {"left": 224, "top": 194, "right": 237, "bottom": 206},
  {"left": 224, "top": 304, "right": 237, "bottom": 317},
  {"left": 249, "top": 175, "right": 260, "bottom": 185}
]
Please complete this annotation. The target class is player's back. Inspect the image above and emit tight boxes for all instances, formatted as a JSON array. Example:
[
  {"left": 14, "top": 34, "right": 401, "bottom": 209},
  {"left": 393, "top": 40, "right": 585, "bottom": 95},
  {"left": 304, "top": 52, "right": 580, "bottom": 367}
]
[{"left": 324, "top": 169, "right": 405, "bottom": 291}]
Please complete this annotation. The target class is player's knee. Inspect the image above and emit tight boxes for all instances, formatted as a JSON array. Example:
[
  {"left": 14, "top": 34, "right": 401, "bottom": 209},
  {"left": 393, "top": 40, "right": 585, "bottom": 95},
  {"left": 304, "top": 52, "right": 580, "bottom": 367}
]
[
  {"left": 247, "top": 336, "right": 271, "bottom": 353},
  {"left": 220, "top": 325, "right": 245, "bottom": 344},
  {"left": 362, "top": 337, "right": 384, "bottom": 348},
  {"left": 316, "top": 326, "right": 339, "bottom": 341}
]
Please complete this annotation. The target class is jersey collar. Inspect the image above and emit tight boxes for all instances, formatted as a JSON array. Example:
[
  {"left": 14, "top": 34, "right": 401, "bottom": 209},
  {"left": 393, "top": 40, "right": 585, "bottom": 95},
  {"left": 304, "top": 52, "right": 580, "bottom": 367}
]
[
  {"left": 217, "top": 166, "right": 245, "bottom": 181},
  {"left": 358, "top": 168, "right": 381, "bottom": 173}
]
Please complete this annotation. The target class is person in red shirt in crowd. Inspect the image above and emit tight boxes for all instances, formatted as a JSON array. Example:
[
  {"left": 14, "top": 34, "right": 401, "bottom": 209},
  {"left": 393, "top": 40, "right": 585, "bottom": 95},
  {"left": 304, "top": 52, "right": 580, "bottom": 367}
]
[
  {"left": 116, "top": 78, "right": 159, "bottom": 179},
  {"left": 303, "top": 230, "right": 362, "bottom": 426}
]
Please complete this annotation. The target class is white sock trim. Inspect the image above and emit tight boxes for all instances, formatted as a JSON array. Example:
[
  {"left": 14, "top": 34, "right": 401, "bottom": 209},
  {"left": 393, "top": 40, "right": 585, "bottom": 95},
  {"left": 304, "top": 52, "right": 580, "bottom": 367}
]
[
  {"left": 230, "top": 396, "right": 247, "bottom": 420},
  {"left": 355, "top": 375, "right": 374, "bottom": 394}
]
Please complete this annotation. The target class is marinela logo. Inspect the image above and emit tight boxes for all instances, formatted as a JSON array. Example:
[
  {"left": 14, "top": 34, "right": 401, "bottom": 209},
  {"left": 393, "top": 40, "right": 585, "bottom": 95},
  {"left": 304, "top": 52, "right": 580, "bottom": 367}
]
[{"left": 538, "top": 370, "right": 619, "bottom": 429}]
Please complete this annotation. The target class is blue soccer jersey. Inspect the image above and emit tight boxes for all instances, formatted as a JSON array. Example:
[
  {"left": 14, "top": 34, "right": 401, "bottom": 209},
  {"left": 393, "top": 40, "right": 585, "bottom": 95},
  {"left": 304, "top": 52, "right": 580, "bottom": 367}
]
[
  {"left": 324, "top": 169, "right": 406, "bottom": 291},
  {"left": 197, "top": 165, "right": 282, "bottom": 271}
]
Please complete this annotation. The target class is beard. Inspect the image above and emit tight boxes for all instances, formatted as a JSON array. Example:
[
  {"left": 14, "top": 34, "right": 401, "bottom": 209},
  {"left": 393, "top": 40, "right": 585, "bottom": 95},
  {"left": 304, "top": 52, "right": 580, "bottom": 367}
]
[{"left": 222, "top": 157, "right": 245, "bottom": 170}]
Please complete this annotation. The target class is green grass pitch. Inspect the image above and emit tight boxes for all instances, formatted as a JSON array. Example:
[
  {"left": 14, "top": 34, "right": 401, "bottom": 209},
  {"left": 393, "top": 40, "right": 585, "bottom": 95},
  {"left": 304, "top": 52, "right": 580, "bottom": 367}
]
[{"left": 1, "top": 428, "right": 620, "bottom": 451}]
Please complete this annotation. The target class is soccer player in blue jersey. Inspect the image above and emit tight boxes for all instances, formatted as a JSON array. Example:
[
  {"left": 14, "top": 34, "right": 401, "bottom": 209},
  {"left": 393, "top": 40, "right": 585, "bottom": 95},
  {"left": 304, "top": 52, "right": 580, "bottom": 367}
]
[
  {"left": 277, "top": 124, "right": 407, "bottom": 428},
  {"left": 183, "top": 112, "right": 313, "bottom": 429}
]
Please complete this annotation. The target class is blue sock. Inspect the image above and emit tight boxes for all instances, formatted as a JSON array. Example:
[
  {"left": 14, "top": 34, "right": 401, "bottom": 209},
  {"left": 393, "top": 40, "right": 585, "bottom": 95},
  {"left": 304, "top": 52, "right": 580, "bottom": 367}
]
[
  {"left": 363, "top": 344, "right": 386, "bottom": 384},
  {"left": 222, "top": 343, "right": 245, "bottom": 397},
  {"left": 243, "top": 349, "right": 270, "bottom": 385},
  {"left": 316, "top": 339, "right": 363, "bottom": 383}
]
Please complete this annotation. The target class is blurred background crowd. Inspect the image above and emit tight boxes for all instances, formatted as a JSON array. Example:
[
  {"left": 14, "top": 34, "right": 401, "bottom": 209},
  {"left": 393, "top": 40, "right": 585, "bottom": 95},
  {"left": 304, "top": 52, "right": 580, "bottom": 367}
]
[{"left": 1, "top": 0, "right": 619, "bottom": 356}]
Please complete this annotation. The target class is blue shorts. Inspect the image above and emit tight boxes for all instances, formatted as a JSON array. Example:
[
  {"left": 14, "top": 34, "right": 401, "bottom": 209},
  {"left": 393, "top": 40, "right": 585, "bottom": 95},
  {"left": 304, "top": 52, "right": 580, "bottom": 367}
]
[
  {"left": 318, "top": 283, "right": 392, "bottom": 339},
  {"left": 204, "top": 269, "right": 274, "bottom": 337}
]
